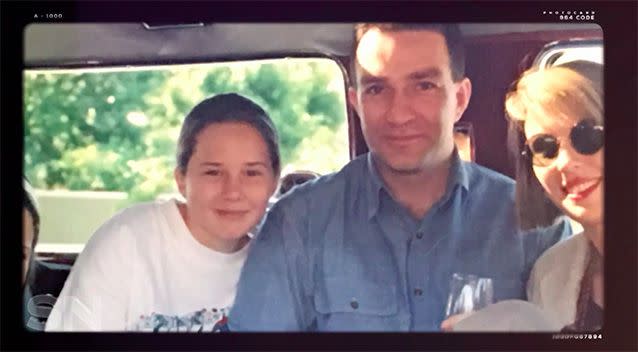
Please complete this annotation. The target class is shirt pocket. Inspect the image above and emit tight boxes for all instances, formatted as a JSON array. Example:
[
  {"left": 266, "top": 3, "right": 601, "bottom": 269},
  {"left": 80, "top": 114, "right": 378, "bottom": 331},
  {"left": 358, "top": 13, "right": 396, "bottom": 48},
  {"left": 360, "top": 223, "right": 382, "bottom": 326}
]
[{"left": 313, "top": 276, "right": 399, "bottom": 331}]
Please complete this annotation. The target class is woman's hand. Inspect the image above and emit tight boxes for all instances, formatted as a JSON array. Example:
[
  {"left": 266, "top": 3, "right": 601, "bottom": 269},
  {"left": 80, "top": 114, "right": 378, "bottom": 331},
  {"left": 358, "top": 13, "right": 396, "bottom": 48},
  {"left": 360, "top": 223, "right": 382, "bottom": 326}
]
[{"left": 440, "top": 312, "right": 472, "bottom": 331}]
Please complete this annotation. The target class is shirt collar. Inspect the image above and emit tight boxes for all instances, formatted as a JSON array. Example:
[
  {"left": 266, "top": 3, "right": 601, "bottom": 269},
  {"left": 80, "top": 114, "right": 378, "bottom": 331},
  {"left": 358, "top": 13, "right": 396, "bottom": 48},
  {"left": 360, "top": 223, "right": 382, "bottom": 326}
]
[
  {"left": 365, "top": 149, "right": 470, "bottom": 220},
  {"left": 366, "top": 153, "right": 386, "bottom": 220},
  {"left": 443, "top": 148, "right": 471, "bottom": 202}
]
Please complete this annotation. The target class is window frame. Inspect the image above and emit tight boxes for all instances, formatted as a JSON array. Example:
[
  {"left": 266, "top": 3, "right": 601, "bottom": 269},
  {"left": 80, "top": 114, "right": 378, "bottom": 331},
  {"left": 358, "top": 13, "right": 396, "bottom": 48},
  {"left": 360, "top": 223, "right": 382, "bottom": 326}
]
[{"left": 532, "top": 38, "right": 604, "bottom": 69}]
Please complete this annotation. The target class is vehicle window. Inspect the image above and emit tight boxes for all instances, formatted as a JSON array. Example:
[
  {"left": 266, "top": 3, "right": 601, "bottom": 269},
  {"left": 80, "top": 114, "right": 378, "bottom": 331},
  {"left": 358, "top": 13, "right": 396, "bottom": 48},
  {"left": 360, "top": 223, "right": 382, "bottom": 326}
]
[
  {"left": 534, "top": 39, "right": 603, "bottom": 68},
  {"left": 24, "top": 58, "right": 349, "bottom": 253}
]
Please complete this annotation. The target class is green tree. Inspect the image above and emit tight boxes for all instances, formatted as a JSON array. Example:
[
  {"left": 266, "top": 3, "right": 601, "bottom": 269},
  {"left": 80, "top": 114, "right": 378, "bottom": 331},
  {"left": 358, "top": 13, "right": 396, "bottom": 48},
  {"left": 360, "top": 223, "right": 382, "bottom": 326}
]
[{"left": 24, "top": 71, "right": 168, "bottom": 191}]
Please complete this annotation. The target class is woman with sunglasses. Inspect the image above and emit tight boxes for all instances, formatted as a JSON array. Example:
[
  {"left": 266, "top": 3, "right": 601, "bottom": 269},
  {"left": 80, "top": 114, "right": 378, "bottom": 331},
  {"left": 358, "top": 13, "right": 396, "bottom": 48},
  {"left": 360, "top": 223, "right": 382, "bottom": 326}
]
[{"left": 505, "top": 60, "right": 603, "bottom": 332}]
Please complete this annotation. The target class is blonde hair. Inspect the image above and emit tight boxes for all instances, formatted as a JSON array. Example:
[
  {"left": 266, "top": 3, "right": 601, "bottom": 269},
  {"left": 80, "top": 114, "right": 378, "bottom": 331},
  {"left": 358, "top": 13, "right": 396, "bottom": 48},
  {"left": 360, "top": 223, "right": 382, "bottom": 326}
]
[{"left": 505, "top": 61, "right": 603, "bottom": 127}]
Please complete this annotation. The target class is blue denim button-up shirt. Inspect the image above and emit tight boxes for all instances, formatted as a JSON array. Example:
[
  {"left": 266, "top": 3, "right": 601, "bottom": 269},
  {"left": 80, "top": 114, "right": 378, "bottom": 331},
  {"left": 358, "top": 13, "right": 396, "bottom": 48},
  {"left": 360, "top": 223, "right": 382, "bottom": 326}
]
[{"left": 229, "top": 152, "right": 570, "bottom": 331}]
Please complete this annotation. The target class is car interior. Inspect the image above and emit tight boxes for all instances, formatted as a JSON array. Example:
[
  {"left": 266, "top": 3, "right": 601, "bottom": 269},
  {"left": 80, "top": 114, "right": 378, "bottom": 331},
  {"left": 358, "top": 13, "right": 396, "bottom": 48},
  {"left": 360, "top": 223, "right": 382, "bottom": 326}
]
[{"left": 22, "top": 22, "right": 603, "bottom": 312}]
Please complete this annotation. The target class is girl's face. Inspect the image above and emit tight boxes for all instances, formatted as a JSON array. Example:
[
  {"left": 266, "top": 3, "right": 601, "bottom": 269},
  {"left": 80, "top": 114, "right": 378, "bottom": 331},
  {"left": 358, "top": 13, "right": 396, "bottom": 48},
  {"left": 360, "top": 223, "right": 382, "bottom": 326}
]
[
  {"left": 175, "top": 122, "right": 278, "bottom": 247},
  {"left": 524, "top": 113, "right": 604, "bottom": 228}
]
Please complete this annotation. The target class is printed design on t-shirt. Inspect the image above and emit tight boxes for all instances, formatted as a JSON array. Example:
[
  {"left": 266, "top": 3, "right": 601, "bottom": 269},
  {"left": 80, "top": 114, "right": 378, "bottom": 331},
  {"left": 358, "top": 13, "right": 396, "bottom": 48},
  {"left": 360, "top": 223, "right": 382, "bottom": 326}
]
[{"left": 132, "top": 307, "right": 229, "bottom": 332}]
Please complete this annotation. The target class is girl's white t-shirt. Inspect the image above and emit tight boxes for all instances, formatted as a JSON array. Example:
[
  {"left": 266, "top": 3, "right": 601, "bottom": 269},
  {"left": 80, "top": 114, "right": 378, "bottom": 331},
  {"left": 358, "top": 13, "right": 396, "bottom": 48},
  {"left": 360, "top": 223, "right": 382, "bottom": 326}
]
[{"left": 46, "top": 199, "right": 250, "bottom": 332}]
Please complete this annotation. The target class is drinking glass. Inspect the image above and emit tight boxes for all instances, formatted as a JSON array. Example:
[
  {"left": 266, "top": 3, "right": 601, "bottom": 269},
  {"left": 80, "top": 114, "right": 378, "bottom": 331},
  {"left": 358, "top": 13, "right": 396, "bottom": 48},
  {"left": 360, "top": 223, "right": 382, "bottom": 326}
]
[{"left": 445, "top": 273, "right": 494, "bottom": 317}]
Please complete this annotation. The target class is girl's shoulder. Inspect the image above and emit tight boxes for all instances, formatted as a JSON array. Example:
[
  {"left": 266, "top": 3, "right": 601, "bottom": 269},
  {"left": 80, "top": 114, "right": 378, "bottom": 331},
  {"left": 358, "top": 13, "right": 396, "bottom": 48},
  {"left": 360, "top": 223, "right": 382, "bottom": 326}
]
[{"left": 82, "top": 199, "right": 177, "bottom": 252}]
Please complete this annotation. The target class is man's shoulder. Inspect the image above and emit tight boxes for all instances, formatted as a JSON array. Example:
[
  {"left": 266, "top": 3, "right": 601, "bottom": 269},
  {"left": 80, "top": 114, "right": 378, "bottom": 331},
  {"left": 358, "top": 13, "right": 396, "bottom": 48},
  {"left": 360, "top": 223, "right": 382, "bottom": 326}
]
[
  {"left": 465, "top": 162, "right": 515, "bottom": 188},
  {"left": 463, "top": 162, "right": 515, "bottom": 204}
]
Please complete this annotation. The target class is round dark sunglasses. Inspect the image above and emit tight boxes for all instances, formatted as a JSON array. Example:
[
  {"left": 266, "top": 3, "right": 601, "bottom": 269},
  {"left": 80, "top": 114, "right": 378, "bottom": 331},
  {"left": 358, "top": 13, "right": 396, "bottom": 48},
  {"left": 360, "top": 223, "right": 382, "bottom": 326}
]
[{"left": 524, "top": 119, "right": 604, "bottom": 167}]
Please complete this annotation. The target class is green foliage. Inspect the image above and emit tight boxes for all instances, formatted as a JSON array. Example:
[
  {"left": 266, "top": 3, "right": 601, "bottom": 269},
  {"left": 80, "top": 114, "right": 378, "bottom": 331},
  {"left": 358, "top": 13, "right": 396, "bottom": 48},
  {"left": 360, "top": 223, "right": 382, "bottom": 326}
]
[{"left": 24, "top": 59, "right": 348, "bottom": 202}]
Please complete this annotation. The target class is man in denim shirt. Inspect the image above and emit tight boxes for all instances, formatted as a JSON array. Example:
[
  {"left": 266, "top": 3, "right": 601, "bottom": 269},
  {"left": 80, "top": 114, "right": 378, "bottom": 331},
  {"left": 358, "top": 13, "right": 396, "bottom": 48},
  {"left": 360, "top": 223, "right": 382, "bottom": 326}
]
[{"left": 229, "top": 23, "right": 570, "bottom": 331}]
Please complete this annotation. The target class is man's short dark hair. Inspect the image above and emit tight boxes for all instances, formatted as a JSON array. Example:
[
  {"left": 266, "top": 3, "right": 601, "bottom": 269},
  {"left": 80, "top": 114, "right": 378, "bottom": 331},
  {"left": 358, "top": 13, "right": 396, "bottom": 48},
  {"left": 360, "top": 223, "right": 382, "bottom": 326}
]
[{"left": 350, "top": 23, "right": 466, "bottom": 86}]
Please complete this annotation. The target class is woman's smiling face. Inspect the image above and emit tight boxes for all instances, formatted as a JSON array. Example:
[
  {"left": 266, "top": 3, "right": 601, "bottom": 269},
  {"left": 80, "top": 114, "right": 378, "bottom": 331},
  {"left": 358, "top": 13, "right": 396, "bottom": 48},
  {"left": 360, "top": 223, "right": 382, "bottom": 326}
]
[{"left": 524, "top": 112, "right": 604, "bottom": 228}]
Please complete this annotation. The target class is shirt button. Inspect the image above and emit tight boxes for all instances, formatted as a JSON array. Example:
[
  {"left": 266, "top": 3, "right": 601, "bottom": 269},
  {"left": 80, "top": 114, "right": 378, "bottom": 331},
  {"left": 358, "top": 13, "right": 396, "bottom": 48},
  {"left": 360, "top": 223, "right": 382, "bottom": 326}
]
[
  {"left": 350, "top": 299, "right": 359, "bottom": 310},
  {"left": 416, "top": 232, "right": 424, "bottom": 239},
  {"left": 414, "top": 288, "right": 423, "bottom": 296}
]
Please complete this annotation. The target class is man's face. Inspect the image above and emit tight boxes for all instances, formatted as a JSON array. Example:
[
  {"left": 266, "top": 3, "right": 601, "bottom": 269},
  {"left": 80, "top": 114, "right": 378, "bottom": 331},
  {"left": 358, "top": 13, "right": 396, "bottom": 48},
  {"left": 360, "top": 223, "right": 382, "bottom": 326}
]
[{"left": 348, "top": 29, "right": 471, "bottom": 173}]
